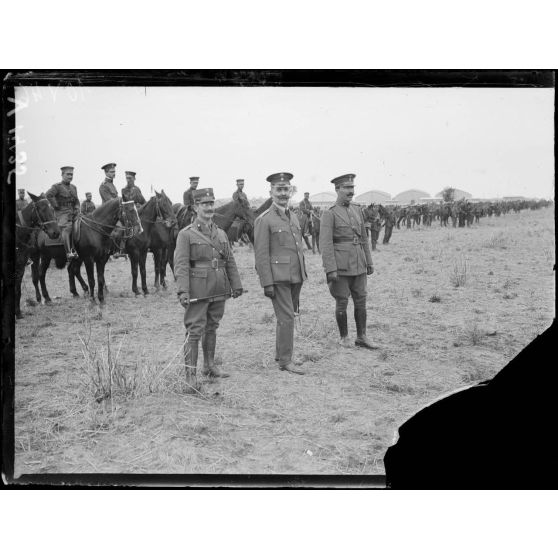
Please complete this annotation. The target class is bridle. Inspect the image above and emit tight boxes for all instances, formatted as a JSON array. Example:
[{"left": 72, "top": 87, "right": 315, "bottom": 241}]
[
  {"left": 141, "top": 195, "right": 175, "bottom": 226},
  {"left": 80, "top": 199, "right": 139, "bottom": 239},
  {"left": 16, "top": 198, "right": 57, "bottom": 232}
]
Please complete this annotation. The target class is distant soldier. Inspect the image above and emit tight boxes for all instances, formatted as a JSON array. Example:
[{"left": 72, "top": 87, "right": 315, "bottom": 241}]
[
  {"left": 183, "top": 176, "right": 199, "bottom": 211},
  {"left": 254, "top": 172, "right": 308, "bottom": 375},
  {"left": 81, "top": 192, "right": 96, "bottom": 215},
  {"left": 368, "top": 205, "right": 382, "bottom": 251},
  {"left": 320, "top": 173, "right": 376, "bottom": 349},
  {"left": 16, "top": 188, "right": 29, "bottom": 211},
  {"left": 299, "top": 192, "right": 313, "bottom": 237},
  {"left": 232, "top": 178, "right": 249, "bottom": 204},
  {"left": 45, "top": 166, "right": 80, "bottom": 259},
  {"left": 121, "top": 171, "right": 146, "bottom": 208},
  {"left": 99, "top": 163, "right": 118, "bottom": 203},
  {"left": 382, "top": 208, "right": 396, "bottom": 244},
  {"left": 174, "top": 188, "right": 243, "bottom": 387}
]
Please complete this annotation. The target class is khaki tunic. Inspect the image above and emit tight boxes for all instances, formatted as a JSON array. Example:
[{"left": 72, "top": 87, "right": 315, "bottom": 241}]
[
  {"left": 320, "top": 201, "right": 372, "bottom": 276},
  {"left": 99, "top": 179, "right": 118, "bottom": 203},
  {"left": 121, "top": 185, "right": 146, "bottom": 207}
]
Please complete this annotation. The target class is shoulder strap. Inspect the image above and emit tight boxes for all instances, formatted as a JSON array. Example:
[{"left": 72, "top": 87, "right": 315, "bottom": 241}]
[{"left": 188, "top": 226, "right": 227, "bottom": 258}]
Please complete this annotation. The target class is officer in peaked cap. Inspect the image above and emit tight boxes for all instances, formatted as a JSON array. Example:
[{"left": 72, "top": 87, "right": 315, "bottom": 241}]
[
  {"left": 81, "top": 192, "right": 96, "bottom": 215},
  {"left": 254, "top": 172, "right": 308, "bottom": 375},
  {"left": 232, "top": 178, "right": 249, "bottom": 204},
  {"left": 320, "top": 173, "right": 377, "bottom": 349},
  {"left": 16, "top": 188, "right": 29, "bottom": 211},
  {"left": 174, "top": 187, "right": 243, "bottom": 391},
  {"left": 99, "top": 163, "right": 118, "bottom": 203},
  {"left": 183, "top": 176, "right": 200, "bottom": 211},
  {"left": 121, "top": 171, "right": 147, "bottom": 208},
  {"left": 45, "top": 166, "right": 80, "bottom": 259}
]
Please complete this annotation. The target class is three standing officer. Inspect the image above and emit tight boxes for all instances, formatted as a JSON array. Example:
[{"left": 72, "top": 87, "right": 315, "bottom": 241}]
[
  {"left": 320, "top": 173, "right": 377, "bottom": 349},
  {"left": 174, "top": 188, "right": 243, "bottom": 387},
  {"left": 254, "top": 172, "right": 308, "bottom": 375}
]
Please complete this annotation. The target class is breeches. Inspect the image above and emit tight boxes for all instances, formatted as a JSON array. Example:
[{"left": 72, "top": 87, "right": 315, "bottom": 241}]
[
  {"left": 328, "top": 274, "right": 367, "bottom": 312},
  {"left": 271, "top": 282, "right": 302, "bottom": 366},
  {"left": 184, "top": 299, "right": 226, "bottom": 340}
]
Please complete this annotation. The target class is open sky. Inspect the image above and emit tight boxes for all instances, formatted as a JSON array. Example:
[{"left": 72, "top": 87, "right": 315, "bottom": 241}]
[{"left": 14, "top": 86, "right": 554, "bottom": 205}]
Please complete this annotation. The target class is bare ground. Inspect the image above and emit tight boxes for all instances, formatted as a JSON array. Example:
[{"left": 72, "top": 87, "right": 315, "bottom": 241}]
[{"left": 14, "top": 207, "right": 555, "bottom": 476}]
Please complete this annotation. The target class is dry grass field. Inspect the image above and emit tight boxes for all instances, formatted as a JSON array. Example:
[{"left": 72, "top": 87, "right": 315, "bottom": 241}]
[{"left": 14, "top": 207, "right": 555, "bottom": 477}]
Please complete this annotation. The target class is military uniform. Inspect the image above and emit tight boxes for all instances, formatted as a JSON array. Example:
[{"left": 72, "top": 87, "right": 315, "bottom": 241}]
[
  {"left": 320, "top": 173, "right": 376, "bottom": 349},
  {"left": 382, "top": 210, "right": 395, "bottom": 244},
  {"left": 99, "top": 178, "right": 118, "bottom": 203},
  {"left": 45, "top": 173, "right": 80, "bottom": 257},
  {"left": 254, "top": 173, "right": 308, "bottom": 369},
  {"left": 16, "top": 196, "right": 29, "bottom": 211},
  {"left": 368, "top": 207, "right": 382, "bottom": 250},
  {"left": 183, "top": 176, "right": 200, "bottom": 210},
  {"left": 121, "top": 184, "right": 146, "bottom": 207},
  {"left": 174, "top": 188, "right": 242, "bottom": 383},
  {"left": 81, "top": 199, "right": 96, "bottom": 215},
  {"left": 299, "top": 196, "right": 313, "bottom": 236}
]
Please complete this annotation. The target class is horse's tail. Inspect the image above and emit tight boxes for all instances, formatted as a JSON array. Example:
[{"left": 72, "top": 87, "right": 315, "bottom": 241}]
[{"left": 54, "top": 254, "right": 67, "bottom": 269}]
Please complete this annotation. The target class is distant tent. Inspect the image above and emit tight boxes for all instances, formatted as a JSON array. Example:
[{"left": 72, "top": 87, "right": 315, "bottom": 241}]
[
  {"left": 393, "top": 189, "right": 431, "bottom": 205},
  {"left": 354, "top": 190, "right": 392, "bottom": 205},
  {"left": 436, "top": 188, "right": 472, "bottom": 200},
  {"left": 308, "top": 192, "right": 337, "bottom": 208}
]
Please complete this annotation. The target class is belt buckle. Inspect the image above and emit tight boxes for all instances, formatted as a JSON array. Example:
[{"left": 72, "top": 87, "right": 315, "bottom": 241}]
[{"left": 211, "top": 258, "right": 219, "bottom": 269}]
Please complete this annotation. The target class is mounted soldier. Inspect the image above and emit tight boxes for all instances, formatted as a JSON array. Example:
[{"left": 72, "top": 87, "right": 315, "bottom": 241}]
[
  {"left": 320, "top": 173, "right": 377, "bottom": 350},
  {"left": 99, "top": 162, "right": 118, "bottom": 203},
  {"left": 45, "top": 166, "right": 80, "bottom": 260},
  {"left": 174, "top": 187, "right": 243, "bottom": 390},
  {"left": 121, "top": 171, "right": 147, "bottom": 208},
  {"left": 232, "top": 178, "right": 249, "bottom": 204},
  {"left": 16, "top": 188, "right": 29, "bottom": 211},
  {"left": 183, "top": 176, "right": 200, "bottom": 213}
]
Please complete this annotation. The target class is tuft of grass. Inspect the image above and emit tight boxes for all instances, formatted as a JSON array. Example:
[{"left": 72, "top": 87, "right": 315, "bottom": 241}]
[
  {"left": 450, "top": 256, "right": 468, "bottom": 287},
  {"left": 260, "top": 312, "right": 275, "bottom": 325},
  {"left": 464, "top": 322, "right": 482, "bottom": 346},
  {"left": 483, "top": 232, "right": 507, "bottom": 249},
  {"left": 429, "top": 294, "right": 441, "bottom": 303}
]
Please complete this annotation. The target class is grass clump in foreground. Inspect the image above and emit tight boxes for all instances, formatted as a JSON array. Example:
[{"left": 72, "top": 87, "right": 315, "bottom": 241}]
[{"left": 450, "top": 256, "right": 468, "bottom": 287}]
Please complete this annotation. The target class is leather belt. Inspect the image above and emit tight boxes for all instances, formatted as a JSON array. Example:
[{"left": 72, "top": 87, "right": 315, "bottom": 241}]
[{"left": 191, "top": 259, "right": 226, "bottom": 269}]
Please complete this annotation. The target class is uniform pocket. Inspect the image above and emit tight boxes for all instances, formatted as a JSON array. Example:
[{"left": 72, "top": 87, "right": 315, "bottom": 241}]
[
  {"left": 334, "top": 246, "right": 350, "bottom": 271},
  {"left": 189, "top": 268, "right": 208, "bottom": 299},
  {"left": 271, "top": 255, "right": 291, "bottom": 282},
  {"left": 271, "top": 225, "right": 289, "bottom": 246},
  {"left": 190, "top": 241, "right": 212, "bottom": 260}
]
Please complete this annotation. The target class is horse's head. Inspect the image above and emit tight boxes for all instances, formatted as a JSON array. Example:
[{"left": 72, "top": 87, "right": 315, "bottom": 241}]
[
  {"left": 120, "top": 199, "right": 143, "bottom": 236},
  {"left": 234, "top": 197, "right": 254, "bottom": 226},
  {"left": 28, "top": 193, "right": 60, "bottom": 239},
  {"left": 154, "top": 189, "right": 177, "bottom": 229}
]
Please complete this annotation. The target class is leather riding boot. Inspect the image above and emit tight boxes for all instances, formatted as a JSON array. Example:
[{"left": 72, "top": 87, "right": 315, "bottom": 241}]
[
  {"left": 354, "top": 307, "right": 379, "bottom": 350},
  {"left": 184, "top": 339, "right": 200, "bottom": 391},
  {"left": 336, "top": 310, "right": 352, "bottom": 347},
  {"left": 204, "top": 332, "right": 229, "bottom": 378},
  {"left": 201, "top": 334, "right": 210, "bottom": 375}
]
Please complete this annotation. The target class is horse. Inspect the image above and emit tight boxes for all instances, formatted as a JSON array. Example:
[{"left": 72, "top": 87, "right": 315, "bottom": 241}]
[
  {"left": 167, "top": 202, "right": 196, "bottom": 279},
  {"left": 213, "top": 197, "right": 255, "bottom": 236},
  {"left": 125, "top": 191, "right": 175, "bottom": 296},
  {"left": 15, "top": 193, "right": 60, "bottom": 319},
  {"left": 73, "top": 198, "right": 142, "bottom": 303}
]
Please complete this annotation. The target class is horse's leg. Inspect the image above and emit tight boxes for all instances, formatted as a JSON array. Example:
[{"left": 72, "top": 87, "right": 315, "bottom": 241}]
[
  {"left": 68, "top": 259, "right": 79, "bottom": 297},
  {"left": 153, "top": 249, "right": 161, "bottom": 290},
  {"left": 39, "top": 255, "right": 52, "bottom": 304},
  {"left": 129, "top": 250, "right": 140, "bottom": 295},
  {"left": 161, "top": 247, "right": 168, "bottom": 289},
  {"left": 140, "top": 249, "right": 149, "bottom": 295},
  {"left": 96, "top": 257, "right": 107, "bottom": 305},
  {"left": 15, "top": 252, "right": 27, "bottom": 319},
  {"left": 73, "top": 260, "right": 89, "bottom": 294},
  {"left": 83, "top": 257, "right": 96, "bottom": 302},
  {"left": 30, "top": 255, "right": 42, "bottom": 303}
]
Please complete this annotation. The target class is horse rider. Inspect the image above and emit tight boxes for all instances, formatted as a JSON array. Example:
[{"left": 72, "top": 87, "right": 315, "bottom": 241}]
[
  {"left": 320, "top": 173, "right": 377, "bottom": 350},
  {"left": 16, "top": 188, "right": 29, "bottom": 211},
  {"left": 232, "top": 178, "right": 249, "bottom": 204},
  {"left": 81, "top": 192, "right": 96, "bottom": 215},
  {"left": 121, "top": 171, "right": 147, "bottom": 208},
  {"left": 99, "top": 162, "right": 118, "bottom": 203},
  {"left": 45, "top": 166, "right": 80, "bottom": 260},
  {"left": 183, "top": 176, "right": 200, "bottom": 213},
  {"left": 299, "top": 192, "right": 313, "bottom": 238},
  {"left": 174, "top": 187, "right": 243, "bottom": 384},
  {"left": 254, "top": 172, "right": 308, "bottom": 375}
]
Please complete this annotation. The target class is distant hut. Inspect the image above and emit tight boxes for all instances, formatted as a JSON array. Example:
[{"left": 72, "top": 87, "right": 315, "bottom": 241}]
[
  {"left": 354, "top": 190, "right": 392, "bottom": 206},
  {"left": 308, "top": 191, "right": 338, "bottom": 209},
  {"left": 393, "top": 189, "right": 431, "bottom": 205}
]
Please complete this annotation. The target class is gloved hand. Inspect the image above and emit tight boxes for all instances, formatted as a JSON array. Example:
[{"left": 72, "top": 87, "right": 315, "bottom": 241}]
[
  {"left": 327, "top": 271, "right": 339, "bottom": 283},
  {"left": 264, "top": 286, "right": 275, "bottom": 299},
  {"left": 178, "top": 293, "right": 190, "bottom": 308},
  {"left": 367, "top": 265, "right": 374, "bottom": 275},
  {"left": 232, "top": 288, "right": 243, "bottom": 298}
]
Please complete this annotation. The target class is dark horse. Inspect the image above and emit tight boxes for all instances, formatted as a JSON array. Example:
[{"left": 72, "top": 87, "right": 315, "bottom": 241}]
[
  {"left": 126, "top": 191, "right": 175, "bottom": 296},
  {"left": 74, "top": 198, "right": 142, "bottom": 303},
  {"left": 15, "top": 193, "right": 60, "bottom": 318},
  {"left": 237, "top": 197, "right": 273, "bottom": 245}
]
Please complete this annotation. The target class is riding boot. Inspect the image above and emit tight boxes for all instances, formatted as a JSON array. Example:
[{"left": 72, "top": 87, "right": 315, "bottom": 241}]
[
  {"left": 336, "top": 310, "right": 352, "bottom": 348},
  {"left": 204, "top": 332, "right": 229, "bottom": 378},
  {"left": 201, "top": 334, "right": 210, "bottom": 375},
  {"left": 184, "top": 339, "right": 200, "bottom": 392},
  {"left": 354, "top": 307, "right": 379, "bottom": 350}
]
